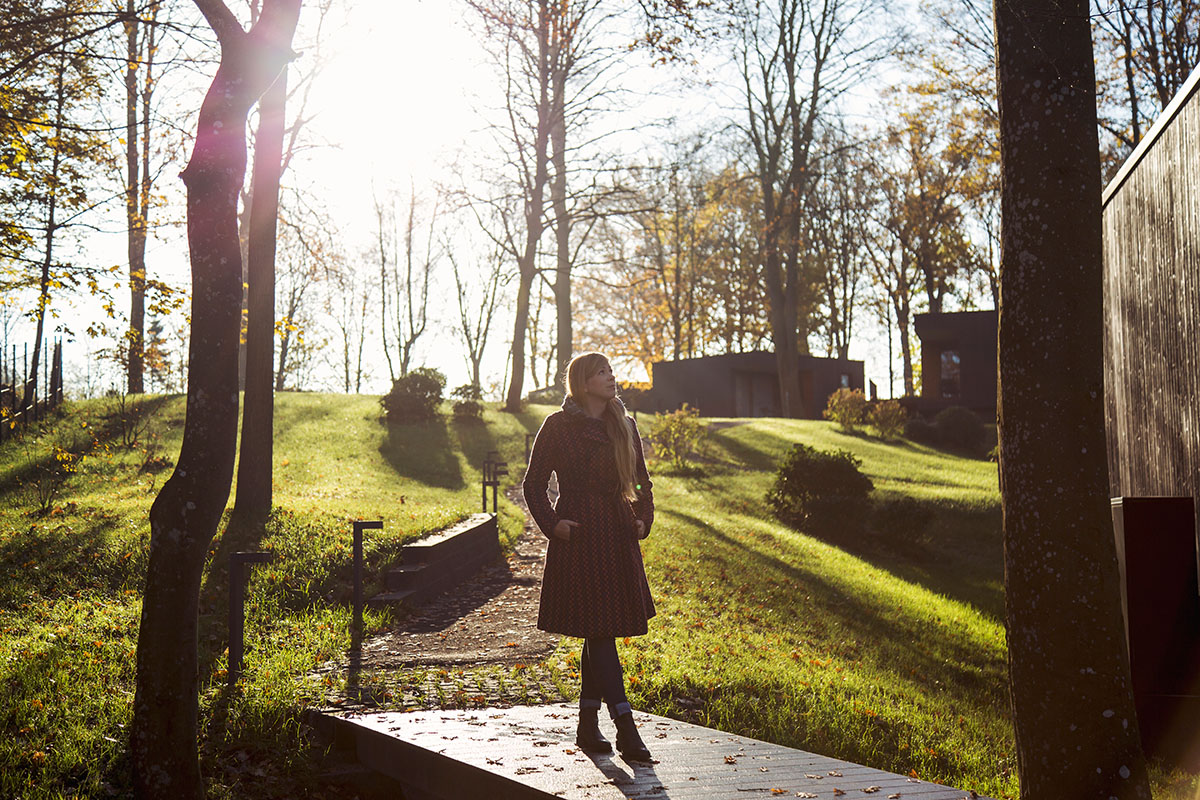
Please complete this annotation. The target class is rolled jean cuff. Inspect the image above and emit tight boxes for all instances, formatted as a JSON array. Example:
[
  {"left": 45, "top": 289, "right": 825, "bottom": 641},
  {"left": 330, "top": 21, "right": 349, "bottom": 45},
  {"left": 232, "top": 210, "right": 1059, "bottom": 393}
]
[
  {"left": 579, "top": 698, "right": 602, "bottom": 710},
  {"left": 609, "top": 701, "right": 632, "bottom": 719}
]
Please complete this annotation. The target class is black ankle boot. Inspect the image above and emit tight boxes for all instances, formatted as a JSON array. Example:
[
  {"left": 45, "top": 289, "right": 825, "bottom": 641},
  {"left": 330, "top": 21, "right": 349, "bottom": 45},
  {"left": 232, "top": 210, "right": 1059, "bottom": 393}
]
[
  {"left": 614, "top": 712, "right": 652, "bottom": 761},
  {"left": 575, "top": 707, "right": 612, "bottom": 753}
]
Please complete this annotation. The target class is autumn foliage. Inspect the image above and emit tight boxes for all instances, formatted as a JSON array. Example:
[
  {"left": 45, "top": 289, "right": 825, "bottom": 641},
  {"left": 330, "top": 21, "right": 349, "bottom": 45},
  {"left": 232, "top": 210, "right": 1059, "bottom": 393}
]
[{"left": 822, "top": 388, "right": 868, "bottom": 432}]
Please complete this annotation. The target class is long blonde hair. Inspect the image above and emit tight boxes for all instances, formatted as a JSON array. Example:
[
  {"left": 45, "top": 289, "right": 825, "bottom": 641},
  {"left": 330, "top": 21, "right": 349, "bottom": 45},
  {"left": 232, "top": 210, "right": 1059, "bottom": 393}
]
[{"left": 565, "top": 352, "right": 638, "bottom": 501}]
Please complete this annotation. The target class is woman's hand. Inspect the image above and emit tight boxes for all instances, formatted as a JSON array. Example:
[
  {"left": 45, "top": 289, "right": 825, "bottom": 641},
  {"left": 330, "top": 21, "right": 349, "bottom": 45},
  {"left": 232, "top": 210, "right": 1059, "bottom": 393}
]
[
  {"left": 552, "top": 519, "right": 580, "bottom": 541},
  {"left": 634, "top": 520, "right": 645, "bottom": 538}
]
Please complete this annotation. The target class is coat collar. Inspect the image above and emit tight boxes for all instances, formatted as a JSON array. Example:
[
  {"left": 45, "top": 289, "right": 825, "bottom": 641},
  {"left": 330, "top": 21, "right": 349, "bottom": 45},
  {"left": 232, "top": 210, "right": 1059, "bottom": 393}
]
[
  {"left": 562, "top": 395, "right": 626, "bottom": 443},
  {"left": 562, "top": 394, "right": 626, "bottom": 421}
]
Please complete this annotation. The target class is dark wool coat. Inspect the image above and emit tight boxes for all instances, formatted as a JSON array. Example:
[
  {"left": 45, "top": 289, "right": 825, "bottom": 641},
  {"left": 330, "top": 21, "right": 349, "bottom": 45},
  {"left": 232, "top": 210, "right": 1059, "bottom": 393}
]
[{"left": 523, "top": 400, "right": 656, "bottom": 638}]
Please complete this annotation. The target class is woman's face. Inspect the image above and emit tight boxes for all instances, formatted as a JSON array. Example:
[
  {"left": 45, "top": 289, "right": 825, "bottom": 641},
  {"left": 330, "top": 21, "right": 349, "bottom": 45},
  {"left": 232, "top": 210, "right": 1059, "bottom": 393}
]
[{"left": 583, "top": 360, "right": 617, "bottom": 401}]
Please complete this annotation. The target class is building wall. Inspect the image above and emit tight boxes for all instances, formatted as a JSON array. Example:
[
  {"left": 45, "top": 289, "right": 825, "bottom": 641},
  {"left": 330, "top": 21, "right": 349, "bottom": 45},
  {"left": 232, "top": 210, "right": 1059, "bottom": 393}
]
[
  {"left": 1102, "top": 66, "right": 1200, "bottom": 510},
  {"left": 648, "top": 352, "right": 863, "bottom": 419},
  {"left": 914, "top": 310, "right": 998, "bottom": 420}
]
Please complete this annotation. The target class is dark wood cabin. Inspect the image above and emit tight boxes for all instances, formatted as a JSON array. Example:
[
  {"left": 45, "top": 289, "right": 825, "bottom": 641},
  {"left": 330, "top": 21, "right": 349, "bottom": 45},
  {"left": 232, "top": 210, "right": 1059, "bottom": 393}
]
[
  {"left": 647, "top": 351, "right": 864, "bottom": 418},
  {"left": 912, "top": 310, "right": 997, "bottom": 420},
  {"left": 1102, "top": 64, "right": 1200, "bottom": 762}
]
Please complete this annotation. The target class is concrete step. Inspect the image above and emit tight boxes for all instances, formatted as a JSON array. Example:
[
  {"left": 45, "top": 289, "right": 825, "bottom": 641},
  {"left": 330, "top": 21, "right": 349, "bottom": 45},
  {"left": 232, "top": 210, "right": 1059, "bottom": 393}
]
[{"left": 371, "top": 513, "right": 503, "bottom": 608}]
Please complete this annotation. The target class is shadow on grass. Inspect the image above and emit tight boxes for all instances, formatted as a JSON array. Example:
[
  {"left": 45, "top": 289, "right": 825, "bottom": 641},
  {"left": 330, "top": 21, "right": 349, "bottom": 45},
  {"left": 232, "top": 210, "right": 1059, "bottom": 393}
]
[
  {"left": 0, "top": 513, "right": 144, "bottom": 609},
  {"left": 669, "top": 474, "right": 1004, "bottom": 621},
  {"left": 704, "top": 430, "right": 779, "bottom": 472},
  {"left": 658, "top": 507, "right": 1006, "bottom": 711},
  {"left": 379, "top": 418, "right": 463, "bottom": 489}
]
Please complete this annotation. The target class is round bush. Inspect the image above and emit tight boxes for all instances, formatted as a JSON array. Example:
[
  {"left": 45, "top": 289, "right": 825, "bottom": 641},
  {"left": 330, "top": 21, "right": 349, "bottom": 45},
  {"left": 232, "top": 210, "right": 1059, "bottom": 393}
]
[
  {"left": 869, "top": 399, "right": 907, "bottom": 440},
  {"left": 933, "top": 405, "right": 985, "bottom": 452},
  {"left": 766, "top": 444, "right": 874, "bottom": 530},
  {"left": 903, "top": 417, "right": 939, "bottom": 446},
  {"left": 451, "top": 383, "right": 484, "bottom": 422},
  {"left": 381, "top": 367, "right": 446, "bottom": 423}
]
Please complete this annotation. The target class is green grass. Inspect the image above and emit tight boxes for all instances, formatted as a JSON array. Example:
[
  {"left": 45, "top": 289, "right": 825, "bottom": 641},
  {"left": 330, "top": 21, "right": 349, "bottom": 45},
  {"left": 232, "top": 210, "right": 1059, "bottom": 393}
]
[
  {"left": 607, "top": 417, "right": 1017, "bottom": 797},
  {"left": 0, "top": 394, "right": 541, "bottom": 799},
  {"left": 3, "top": 400, "right": 1196, "bottom": 799}
]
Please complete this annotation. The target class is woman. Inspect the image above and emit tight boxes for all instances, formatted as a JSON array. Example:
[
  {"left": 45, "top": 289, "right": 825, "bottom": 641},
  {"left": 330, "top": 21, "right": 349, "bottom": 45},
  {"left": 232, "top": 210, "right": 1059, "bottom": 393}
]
[{"left": 522, "top": 352, "right": 656, "bottom": 762}]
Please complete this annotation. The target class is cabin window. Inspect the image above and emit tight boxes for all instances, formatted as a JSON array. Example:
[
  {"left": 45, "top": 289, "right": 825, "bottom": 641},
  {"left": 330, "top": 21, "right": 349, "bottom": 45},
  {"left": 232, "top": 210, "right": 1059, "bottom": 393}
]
[
  {"left": 840, "top": 374, "right": 850, "bottom": 388},
  {"left": 940, "top": 349, "right": 961, "bottom": 399}
]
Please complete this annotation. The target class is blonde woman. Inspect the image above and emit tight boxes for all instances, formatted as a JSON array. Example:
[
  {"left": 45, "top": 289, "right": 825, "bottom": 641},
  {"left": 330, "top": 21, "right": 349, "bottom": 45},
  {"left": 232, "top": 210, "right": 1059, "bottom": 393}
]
[{"left": 522, "top": 352, "right": 656, "bottom": 761}]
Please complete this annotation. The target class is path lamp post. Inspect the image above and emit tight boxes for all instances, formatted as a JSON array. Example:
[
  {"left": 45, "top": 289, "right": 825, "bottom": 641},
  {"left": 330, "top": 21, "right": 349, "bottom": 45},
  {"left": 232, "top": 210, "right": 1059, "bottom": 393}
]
[
  {"left": 482, "top": 451, "right": 507, "bottom": 513},
  {"left": 352, "top": 520, "right": 384, "bottom": 640}
]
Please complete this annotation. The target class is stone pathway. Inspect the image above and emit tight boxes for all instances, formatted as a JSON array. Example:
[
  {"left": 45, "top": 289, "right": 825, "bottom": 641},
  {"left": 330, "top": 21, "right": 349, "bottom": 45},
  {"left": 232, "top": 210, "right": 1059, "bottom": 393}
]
[{"left": 310, "top": 485, "right": 575, "bottom": 713}]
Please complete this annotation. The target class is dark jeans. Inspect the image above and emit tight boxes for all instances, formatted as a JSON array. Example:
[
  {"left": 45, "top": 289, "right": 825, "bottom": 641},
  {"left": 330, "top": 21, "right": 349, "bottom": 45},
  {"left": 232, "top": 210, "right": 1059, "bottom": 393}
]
[{"left": 579, "top": 638, "right": 631, "bottom": 719}]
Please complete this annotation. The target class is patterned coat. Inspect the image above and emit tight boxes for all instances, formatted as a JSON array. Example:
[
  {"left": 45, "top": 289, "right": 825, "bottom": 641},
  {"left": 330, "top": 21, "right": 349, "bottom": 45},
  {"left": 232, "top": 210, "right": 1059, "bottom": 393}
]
[{"left": 523, "top": 400, "right": 656, "bottom": 638}]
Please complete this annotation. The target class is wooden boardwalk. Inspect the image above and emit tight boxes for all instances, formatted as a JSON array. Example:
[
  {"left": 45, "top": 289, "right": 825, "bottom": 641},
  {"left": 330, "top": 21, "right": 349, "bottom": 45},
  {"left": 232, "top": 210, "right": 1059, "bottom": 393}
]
[{"left": 314, "top": 703, "right": 991, "bottom": 799}]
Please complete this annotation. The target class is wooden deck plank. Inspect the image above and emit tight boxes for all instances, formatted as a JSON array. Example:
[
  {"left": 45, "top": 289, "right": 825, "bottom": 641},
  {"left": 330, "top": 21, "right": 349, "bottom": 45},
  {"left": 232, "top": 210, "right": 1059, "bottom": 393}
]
[{"left": 317, "top": 703, "right": 991, "bottom": 800}]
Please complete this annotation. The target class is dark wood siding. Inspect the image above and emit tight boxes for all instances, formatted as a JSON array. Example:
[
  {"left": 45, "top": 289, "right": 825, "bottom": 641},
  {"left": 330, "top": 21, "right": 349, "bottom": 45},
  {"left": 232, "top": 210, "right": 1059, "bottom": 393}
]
[
  {"left": 648, "top": 351, "right": 864, "bottom": 418},
  {"left": 1102, "top": 67, "right": 1200, "bottom": 510}
]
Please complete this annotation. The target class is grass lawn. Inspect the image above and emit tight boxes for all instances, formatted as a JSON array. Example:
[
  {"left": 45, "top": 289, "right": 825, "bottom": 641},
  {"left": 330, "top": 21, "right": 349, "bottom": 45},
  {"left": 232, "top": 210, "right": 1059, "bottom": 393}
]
[
  {"left": 617, "top": 418, "right": 1013, "bottom": 797},
  {"left": 0, "top": 393, "right": 535, "bottom": 799},
  {"left": 2, "top": 398, "right": 1196, "bottom": 798}
]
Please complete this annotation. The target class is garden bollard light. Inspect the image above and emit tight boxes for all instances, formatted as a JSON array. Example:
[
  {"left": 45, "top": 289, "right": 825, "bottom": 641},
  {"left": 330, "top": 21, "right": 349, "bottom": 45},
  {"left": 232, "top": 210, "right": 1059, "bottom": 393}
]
[{"left": 352, "top": 520, "right": 383, "bottom": 640}]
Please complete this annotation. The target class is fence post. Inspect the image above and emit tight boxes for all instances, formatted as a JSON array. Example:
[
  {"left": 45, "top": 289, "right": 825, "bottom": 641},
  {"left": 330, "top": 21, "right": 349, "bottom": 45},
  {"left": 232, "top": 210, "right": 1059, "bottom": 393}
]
[
  {"left": 352, "top": 520, "right": 383, "bottom": 639},
  {"left": 228, "top": 551, "right": 274, "bottom": 686}
]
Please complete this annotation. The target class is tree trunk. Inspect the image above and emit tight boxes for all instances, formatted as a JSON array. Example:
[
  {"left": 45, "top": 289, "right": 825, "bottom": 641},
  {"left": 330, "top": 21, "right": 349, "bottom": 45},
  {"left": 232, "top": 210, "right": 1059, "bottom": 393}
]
[
  {"left": 235, "top": 66, "right": 287, "bottom": 522},
  {"left": 28, "top": 39, "right": 71, "bottom": 413},
  {"left": 130, "top": 2, "right": 300, "bottom": 798},
  {"left": 503, "top": 0, "right": 552, "bottom": 413},
  {"left": 125, "top": 0, "right": 147, "bottom": 394},
  {"left": 994, "top": 0, "right": 1150, "bottom": 797},
  {"left": 551, "top": 92, "right": 571, "bottom": 381}
]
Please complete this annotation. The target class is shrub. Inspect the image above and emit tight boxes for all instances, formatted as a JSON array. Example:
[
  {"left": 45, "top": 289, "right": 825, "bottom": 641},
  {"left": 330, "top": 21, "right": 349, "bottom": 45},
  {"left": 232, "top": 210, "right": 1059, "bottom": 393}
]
[
  {"left": 869, "top": 399, "right": 907, "bottom": 440},
  {"left": 450, "top": 384, "right": 484, "bottom": 422},
  {"left": 933, "top": 405, "right": 985, "bottom": 452},
  {"left": 648, "top": 404, "right": 707, "bottom": 469},
  {"left": 381, "top": 367, "right": 446, "bottom": 423},
  {"left": 823, "top": 388, "right": 868, "bottom": 432},
  {"left": 525, "top": 385, "right": 561, "bottom": 405},
  {"left": 903, "top": 416, "right": 939, "bottom": 446},
  {"left": 766, "top": 444, "right": 874, "bottom": 531},
  {"left": 871, "top": 495, "right": 934, "bottom": 548}
]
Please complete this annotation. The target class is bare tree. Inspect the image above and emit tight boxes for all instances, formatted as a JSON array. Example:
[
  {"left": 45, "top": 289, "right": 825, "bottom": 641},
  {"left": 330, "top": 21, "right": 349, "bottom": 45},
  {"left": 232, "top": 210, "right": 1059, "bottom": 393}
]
[
  {"left": 374, "top": 184, "right": 437, "bottom": 379},
  {"left": 273, "top": 203, "right": 337, "bottom": 390},
  {"left": 130, "top": 1, "right": 300, "bottom": 796},
  {"left": 1094, "top": 0, "right": 1200, "bottom": 161},
  {"left": 806, "top": 129, "right": 871, "bottom": 360},
  {"left": 325, "top": 261, "right": 374, "bottom": 393},
  {"left": 234, "top": 63, "right": 286, "bottom": 521},
  {"left": 994, "top": 0, "right": 1150, "bottom": 796},
  {"left": 236, "top": 0, "right": 337, "bottom": 518},
  {"left": 734, "top": 0, "right": 894, "bottom": 416},
  {"left": 120, "top": 0, "right": 160, "bottom": 394},
  {"left": 467, "top": 0, "right": 618, "bottom": 409},
  {"left": 449, "top": 244, "right": 507, "bottom": 389}
]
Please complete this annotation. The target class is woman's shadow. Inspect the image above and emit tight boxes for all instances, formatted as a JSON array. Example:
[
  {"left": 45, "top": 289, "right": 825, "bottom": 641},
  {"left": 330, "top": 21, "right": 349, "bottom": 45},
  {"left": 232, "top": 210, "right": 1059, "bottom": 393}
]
[{"left": 583, "top": 751, "right": 672, "bottom": 798}]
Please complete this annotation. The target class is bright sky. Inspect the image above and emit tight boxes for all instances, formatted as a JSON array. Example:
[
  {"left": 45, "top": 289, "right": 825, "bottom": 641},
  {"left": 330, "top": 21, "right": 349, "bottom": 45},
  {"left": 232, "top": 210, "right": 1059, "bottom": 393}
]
[{"left": 27, "top": 0, "right": 910, "bottom": 399}]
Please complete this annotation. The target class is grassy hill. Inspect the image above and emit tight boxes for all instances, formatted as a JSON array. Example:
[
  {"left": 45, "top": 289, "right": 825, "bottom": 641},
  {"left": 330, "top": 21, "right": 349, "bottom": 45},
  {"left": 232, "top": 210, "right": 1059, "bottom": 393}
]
[
  {"left": 3, "top": 395, "right": 1194, "bottom": 799},
  {"left": 0, "top": 393, "right": 534, "bottom": 799}
]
